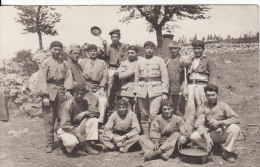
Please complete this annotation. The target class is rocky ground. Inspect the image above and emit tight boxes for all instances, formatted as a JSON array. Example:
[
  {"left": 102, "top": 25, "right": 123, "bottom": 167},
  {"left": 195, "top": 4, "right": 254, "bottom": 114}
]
[{"left": 0, "top": 44, "right": 259, "bottom": 167}]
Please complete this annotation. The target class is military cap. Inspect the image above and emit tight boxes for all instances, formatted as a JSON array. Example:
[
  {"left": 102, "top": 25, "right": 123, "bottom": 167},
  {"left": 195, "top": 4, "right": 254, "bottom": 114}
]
[
  {"left": 109, "top": 29, "right": 120, "bottom": 35},
  {"left": 86, "top": 44, "right": 98, "bottom": 51},
  {"left": 69, "top": 44, "right": 81, "bottom": 53},
  {"left": 117, "top": 99, "right": 128, "bottom": 107},
  {"left": 161, "top": 100, "right": 174, "bottom": 108},
  {"left": 49, "top": 41, "right": 63, "bottom": 49},
  {"left": 71, "top": 83, "right": 87, "bottom": 92},
  {"left": 191, "top": 40, "right": 204, "bottom": 48},
  {"left": 144, "top": 41, "right": 156, "bottom": 48},
  {"left": 169, "top": 41, "right": 182, "bottom": 49},
  {"left": 126, "top": 45, "right": 138, "bottom": 52}
]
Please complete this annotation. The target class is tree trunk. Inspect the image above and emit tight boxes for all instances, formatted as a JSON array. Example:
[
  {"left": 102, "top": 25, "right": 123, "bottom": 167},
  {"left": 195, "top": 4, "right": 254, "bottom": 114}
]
[
  {"left": 155, "top": 28, "right": 163, "bottom": 48},
  {"left": 37, "top": 31, "right": 43, "bottom": 50}
]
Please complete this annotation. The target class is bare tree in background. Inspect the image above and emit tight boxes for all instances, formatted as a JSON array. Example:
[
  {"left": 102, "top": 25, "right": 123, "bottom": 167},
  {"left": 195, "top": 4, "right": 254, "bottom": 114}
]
[
  {"left": 119, "top": 5, "right": 211, "bottom": 48},
  {"left": 15, "top": 6, "right": 61, "bottom": 50}
]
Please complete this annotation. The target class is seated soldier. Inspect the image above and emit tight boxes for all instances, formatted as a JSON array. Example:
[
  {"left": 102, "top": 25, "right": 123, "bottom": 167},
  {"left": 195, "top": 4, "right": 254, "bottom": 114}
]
[
  {"left": 139, "top": 100, "right": 187, "bottom": 161},
  {"left": 100, "top": 99, "right": 141, "bottom": 153},
  {"left": 57, "top": 84, "right": 100, "bottom": 155},
  {"left": 190, "top": 84, "right": 240, "bottom": 163}
]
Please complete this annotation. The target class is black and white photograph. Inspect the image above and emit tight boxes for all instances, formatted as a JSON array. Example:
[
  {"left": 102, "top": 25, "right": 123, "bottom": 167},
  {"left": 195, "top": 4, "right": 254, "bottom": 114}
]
[{"left": 0, "top": 1, "right": 259, "bottom": 167}]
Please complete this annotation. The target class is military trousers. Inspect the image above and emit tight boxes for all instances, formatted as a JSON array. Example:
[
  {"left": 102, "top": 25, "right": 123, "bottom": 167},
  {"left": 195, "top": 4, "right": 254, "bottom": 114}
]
[
  {"left": 93, "top": 90, "right": 107, "bottom": 124},
  {"left": 190, "top": 124, "right": 241, "bottom": 152}
]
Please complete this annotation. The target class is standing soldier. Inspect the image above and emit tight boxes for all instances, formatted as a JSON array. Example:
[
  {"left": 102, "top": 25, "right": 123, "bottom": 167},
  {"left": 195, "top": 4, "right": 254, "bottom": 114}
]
[
  {"left": 101, "top": 29, "right": 129, "bottom": 108},
  {"left": 134, "top": 41, "right": 169, "bottom": 135},
  {"left": 115, "top": 45, "right": 139, "bottom": 109},
  {"left": 79, "top": 44, "right": 108, "bottom": 126},
  {"left": 36, "top": 41, "right": 69, "bottom": 153},
  {"left": 184, "top": 40, "right": 217, "bottom": 136},
  {"left": 165, "top": 41, "right": 185, "bottom": 117}
]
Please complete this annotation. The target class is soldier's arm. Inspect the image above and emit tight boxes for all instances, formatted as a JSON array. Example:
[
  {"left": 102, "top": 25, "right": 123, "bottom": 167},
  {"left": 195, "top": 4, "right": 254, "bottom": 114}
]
[
  {"left": 133, "top": 61, "right": 140, "bottom": 95},
  {"left": 117, "top": 62, "right": 135, "bottom": 80},
  {"left": 36, "top": 60, "right": 49, "bottom": 97},
  {"left": 221, "top": 102, "right": 240, "bottom": 126},
  {"left": 99, "top": 61, "right": 109, "bottom": 88},
  {"left": 208, "top": 57, "right": 217, "bottom": 85},
  {"left": 124, "top": 113, "right": 141, "bottom": 139},
  {"left": 194, "top": 106, "right": 209, "bottom": 136},
  {"left": 150, "top": 117, "right": 161, "bottom": 143},
  {"left": 104, "top": 112, "right": 117, "bottom": 140},
  {"left": 159, "top": 58, "right": 169, "bottom": 94}
]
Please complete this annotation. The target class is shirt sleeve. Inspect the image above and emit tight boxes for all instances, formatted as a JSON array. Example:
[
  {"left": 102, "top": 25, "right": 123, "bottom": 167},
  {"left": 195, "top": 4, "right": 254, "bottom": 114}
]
[
  {"left": 100, "top": 61, "right": 108, "bottom": 88},
  {"left": 208, "top": 57, "right": 217, "bottom": 85},
  {"left": 117, "top": 62, "right": 135, "bottom": 80},
  {"left": 194, "top": 106, "right": 209, "bottom": 136},
  {"left": 150, "top": 117, "right": 161, "bottom": 143},
  {"left": 221, "top": 102, "right": 240, "bottom": 126},
  {"left": 104, "top": 112, "right": 117, "bottom": 140},
  {"left": 133, "top": 61, "right": 140, "bottom": 94},
  {"left": 36, "top": 60, "right": 48, "bottom": 97},
  {"left": 125, "top": 113, "right": 141, "bottom": 138},
  {"left": 60, "top": 101, "right": 77, "bottom": 136},
  {"left": 159, "top": 58, "right": 169, "bottom": 94}
]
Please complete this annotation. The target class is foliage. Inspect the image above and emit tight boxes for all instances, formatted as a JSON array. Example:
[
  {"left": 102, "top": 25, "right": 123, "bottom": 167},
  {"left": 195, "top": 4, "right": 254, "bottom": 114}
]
[
  {"left": 15, "top": 6, "right": 61, "bottom": 49},
  {"left": 119, "top": 5, "right": 211, "bottom": 47}
]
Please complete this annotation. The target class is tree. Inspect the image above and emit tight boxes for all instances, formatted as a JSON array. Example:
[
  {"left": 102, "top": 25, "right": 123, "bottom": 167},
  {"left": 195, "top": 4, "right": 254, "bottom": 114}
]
[
  {"left": 15, "top": 6, "right": 61, "bottom": 50},
  {"left": 119, "top": 5, "right": 211, "bottom": 48}
]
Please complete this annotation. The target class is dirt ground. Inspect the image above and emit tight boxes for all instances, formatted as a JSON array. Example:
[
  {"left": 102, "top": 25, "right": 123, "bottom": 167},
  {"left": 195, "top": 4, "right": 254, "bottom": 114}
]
[{"left": 0, "top": 50, "right": 259, "bottom": 167}]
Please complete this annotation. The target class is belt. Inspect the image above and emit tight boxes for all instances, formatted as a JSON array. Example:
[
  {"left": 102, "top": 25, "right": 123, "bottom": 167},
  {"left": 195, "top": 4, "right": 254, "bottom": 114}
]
[
  {"left": 109, "top": 64, "right": 119, "bottom": 68},
  {"left": 189, "top": 80, "right": 208, "bottom": 85},
  {"left": 47, "top": 79, "right": 65, "bottom": 86},
  {"left": 114, "top": 130, "right": 128, "bottom": 135},
  {"left": 140, "top": 77, "right": 161, "bottom": 82},
  {"left": 87, "top": 79, "right": 100, "bottom": 85}
]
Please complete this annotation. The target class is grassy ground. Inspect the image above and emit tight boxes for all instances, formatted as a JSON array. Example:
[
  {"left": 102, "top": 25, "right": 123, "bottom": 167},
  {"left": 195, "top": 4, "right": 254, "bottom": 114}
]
[{"left": 0, "top": 49, "right": 259, "bottom": 167}]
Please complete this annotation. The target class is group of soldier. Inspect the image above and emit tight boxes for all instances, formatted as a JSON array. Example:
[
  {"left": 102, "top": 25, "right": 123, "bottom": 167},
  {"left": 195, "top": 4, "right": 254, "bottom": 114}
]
[{"left": 35, "top": 28, "right": 241, "bottom": 163}]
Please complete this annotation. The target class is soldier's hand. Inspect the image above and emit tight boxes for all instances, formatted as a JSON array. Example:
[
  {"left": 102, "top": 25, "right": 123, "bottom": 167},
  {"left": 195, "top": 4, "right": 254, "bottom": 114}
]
[
  {"left": 179, "top": 135, "right": 187, "bottom": 145},
  {"left": 153, "top": 142, "right": 160, "bottom": 151},
  {"left": 65, "top": 91, "right": 73, "bottom": 100},
  {"left": 102, "top": 40, "right": 107, "bottom": 46},
  {"left": 210, "top": 120, "right": 224, "bottom": 130},
  {"left": 162, "top": 94, "right": 168, "bottom": 100}
]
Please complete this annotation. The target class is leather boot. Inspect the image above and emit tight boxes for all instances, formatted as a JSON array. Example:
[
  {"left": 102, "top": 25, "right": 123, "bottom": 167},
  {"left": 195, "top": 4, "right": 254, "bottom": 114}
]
[{"left": 82, "top": 141, "right": 99, "bottom": 155}]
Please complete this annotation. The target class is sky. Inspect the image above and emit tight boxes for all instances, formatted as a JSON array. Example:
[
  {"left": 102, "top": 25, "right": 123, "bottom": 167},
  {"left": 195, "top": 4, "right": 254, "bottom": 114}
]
[{"left": 0, "top": 5, "right": 259, "bottom": 59}]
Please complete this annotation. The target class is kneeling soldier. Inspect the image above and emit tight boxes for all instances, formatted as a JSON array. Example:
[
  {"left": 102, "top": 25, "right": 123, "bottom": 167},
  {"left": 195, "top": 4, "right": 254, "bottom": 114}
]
[
  {"left": 57, "top": 84, "right": 100, "bottom": 155},
  {"left": 139, "top": 100, "right": 187, "bottom": 161},
  {"left": 100, "top": 99, "right": 141, "bottom": 153}
]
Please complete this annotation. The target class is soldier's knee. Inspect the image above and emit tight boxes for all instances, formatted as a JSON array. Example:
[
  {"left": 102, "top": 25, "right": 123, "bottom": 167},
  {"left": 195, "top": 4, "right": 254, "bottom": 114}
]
[
  {"left": 226, "top": 124, "right": 240, "bottom": 134},
  {"left": 190, "top": 131, "right": 202, "bottom": 142}
]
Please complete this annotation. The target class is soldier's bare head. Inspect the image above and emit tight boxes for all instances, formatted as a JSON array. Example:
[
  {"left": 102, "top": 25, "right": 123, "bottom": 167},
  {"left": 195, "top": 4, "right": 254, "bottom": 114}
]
[
  {"left": 143, "top": 41, "right": 155, "bottom": 58},
  {"left": 192, "top": 40, "right": 205, "bottom": 58},
  {"left": 162, "top": 100, "right": 174, "bottom": 119},
  {"left": 86, "top": 44, "right": 98, "bottom": 60},
  {"left": 204, "top": 84, "right": 218, "bottom": 105}
]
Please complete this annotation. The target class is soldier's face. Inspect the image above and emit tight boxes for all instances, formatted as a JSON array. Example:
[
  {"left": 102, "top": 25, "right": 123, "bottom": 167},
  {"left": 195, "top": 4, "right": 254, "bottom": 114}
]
[
  {"left": 69, "top": 50, "right": 81, "bottom": 62},
  {"left": 144, "top": 46, "right": 154, "bottom": 57},
  {"left": 170, "top": 47, "right": 180, "bottom": 56},
  {"left": 111, "top": 34, "right": 120, "bottom": 44},
  {"left": 72, "top": 90, "right": 85, "bottom": 102},
  {"left": 118, "top": 105, "right": 128, "bottom": 118},
  {"left": 88, "top": 49, "right": 98, "bottom": 59},
  {"left": 205, "top": 91, "right": 218, "bottom": 105},
  {"left": 193, "top": 46, "right": 204, "bottom": 57},
  {"left": 127, "top": 50, "right": 137, "bottom": 60},
  {"left": 162, "top": 106, "right": 174, "bottom": 119},
  {"left": 51, "top": 47, "right": 62, "bottom": 59}
]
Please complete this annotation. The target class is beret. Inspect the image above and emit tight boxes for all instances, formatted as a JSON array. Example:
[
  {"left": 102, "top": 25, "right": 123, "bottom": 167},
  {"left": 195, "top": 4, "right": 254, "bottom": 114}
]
[
  {"left": 169, "top": 41, "right": 182, "bottom": 49},
  {"left": 144, "top": 41, "right": 156, "bottom": 48},
  {"left": 162, "top": 100, "right": 174, "bottom": 108},
  {"left": 109, "top": 29, "right": 120, "bottom": 35},
  {"left": 86, "top": 44, "right": 98, "bottom": 51},
  {"left": 191, "top": 40, "right": 204, "bottom": 48},
  {"left": 69, "top": 44, "right": 81, "bottom": 53},
  {"left": 50, "top": 41, "right": 63, "bottom": 49},
  {"left": 126, "top": 45, "right": 138, "bottom": 52},
  {"left": 117, "top": 99, "right": 128, "bottom": 107}
]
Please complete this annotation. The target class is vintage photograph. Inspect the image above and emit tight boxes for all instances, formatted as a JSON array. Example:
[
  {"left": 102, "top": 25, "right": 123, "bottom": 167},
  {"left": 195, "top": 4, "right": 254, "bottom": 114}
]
[{"left": 0, "top": 4, "right": 259, "bottom": 167}]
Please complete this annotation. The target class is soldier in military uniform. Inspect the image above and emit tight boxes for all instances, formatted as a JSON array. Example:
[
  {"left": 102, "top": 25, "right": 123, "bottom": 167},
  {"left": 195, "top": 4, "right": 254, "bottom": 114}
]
[
  {"left": 100, "top": 99, "right": 141, "bottom": 153},
  {"left": 139, "top": 100, "right": 187, "bottom": 161},
  {"left": 79, "top": 44, "right": 108, "bottom": 125},
  {"left": 101, "top": 29, "right": 129, "bottom": 109},
  {"left": 164, "top": 41, "right": 185, "bottom": 117},
  {"left": 184, "top": 40, "right": 217, "bottom": 136},
  {"left": 36, "top": 41, "right": 69, "bottom": 153},
  {"left": 115, "top": 45, "right": 139, "bottom": 110},
  {"left": 134, "top": 41, "right": 169, "bottom": 135}
]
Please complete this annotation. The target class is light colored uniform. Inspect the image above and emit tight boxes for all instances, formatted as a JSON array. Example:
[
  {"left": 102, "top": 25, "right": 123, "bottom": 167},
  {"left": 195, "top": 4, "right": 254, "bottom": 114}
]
[
  {"left": 185, "top": 54, "right": 217, "bottom": 136},
  {"left": 134, "top": 56, "right": 169, "bottom": 134},
  {"left": 57, "top": 98, "right": 99, "bottom": 153},
  {"left": 139, "top": 114, "right": 185, "bottom": 158},
  {"left": 79, "top": 58, "right": 108, "bottom": 123},
  {"left": 190, "top": 101, "right": 240, "bottom": 152},
  {"left": 100, "top": 111, "right": 140, "bottom": 152}
]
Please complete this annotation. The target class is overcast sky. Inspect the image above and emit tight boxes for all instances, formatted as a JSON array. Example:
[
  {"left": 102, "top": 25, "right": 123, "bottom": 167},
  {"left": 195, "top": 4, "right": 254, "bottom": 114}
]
[{"left": 0, "top": 5, "right": 259, "bottom": 59}]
